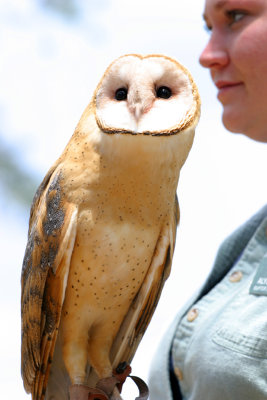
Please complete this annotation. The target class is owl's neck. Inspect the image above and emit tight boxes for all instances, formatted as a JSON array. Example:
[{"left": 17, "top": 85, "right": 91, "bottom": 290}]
[
  {"left": 96, "top": 126, "right": 194, "bottom": 175},
  {"left": 66, "top": 117, "right": 194, "bottom": 193}
]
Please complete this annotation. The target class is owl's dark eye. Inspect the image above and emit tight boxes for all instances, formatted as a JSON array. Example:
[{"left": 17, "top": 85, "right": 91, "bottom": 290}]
[
  {"left": 156, "top": 86, "right": 172, "bottom": 99},
  {"left": 115, "top": 88, "right": 128, "bottom": 101}
]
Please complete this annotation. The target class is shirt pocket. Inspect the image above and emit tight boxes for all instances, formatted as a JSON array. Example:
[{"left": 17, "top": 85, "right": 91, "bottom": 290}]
[
  {"left": 211, "top": 282, "right": 267, "bottom": 359},
  {"left": 213, "top": 327, "right": 267, "bottom": 359}
]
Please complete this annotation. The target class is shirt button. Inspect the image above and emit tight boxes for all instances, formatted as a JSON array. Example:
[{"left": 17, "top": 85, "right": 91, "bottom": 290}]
[
  {"left": 187, "top": 307, "right": 199, "bottom": 322},
  {"left": 229, "top": 270, "right": 243, "bottom": 283},
  {"left": 174, "top": 366, "right": 183, "bottom": 381}
]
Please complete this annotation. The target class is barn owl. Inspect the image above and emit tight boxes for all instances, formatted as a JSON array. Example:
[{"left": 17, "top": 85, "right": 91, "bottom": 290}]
[{"left": 21, "top": 54, "right": 200, "bottom": 400}]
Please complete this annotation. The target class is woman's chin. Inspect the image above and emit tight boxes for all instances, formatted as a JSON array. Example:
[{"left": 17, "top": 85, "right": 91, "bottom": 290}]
[
  {"left": 222, "top": 110, "right": 267, "bottom": 142},
  {"left": 222, "top": 108, "right": 244, "bottom": 133}
]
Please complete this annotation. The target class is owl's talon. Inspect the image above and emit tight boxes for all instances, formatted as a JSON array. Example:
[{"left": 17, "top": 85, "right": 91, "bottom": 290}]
[
  {"left": 69, "top": 384, "right": 109, "bottom": 400},
  {"left": 96, "top": 376, "right": 120, "bottom": 397},
  {"left": 88, "top": 391, "right": 109, "bottom": 400}
]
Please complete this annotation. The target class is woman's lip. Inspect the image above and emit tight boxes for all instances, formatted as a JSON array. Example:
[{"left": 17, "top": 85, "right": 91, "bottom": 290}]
[
  {"left": 215, "top": 80, "right": 243, "bottom": 89},
  {"left": 215, "top": 81, "right": 243, "bottom": 101}
]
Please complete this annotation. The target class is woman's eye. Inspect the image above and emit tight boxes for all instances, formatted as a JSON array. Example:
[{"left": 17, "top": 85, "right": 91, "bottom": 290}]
[
  {"left": 115, "top": 88, "right": 128, "bottom": 101},
  {"left": 226, "top": 10, "right": 246, "bottom": 25}
]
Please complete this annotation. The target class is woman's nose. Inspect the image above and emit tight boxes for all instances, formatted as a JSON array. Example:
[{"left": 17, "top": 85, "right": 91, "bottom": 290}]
[{"left": 199, "top": 34, "right": 229, "bottom": 69}]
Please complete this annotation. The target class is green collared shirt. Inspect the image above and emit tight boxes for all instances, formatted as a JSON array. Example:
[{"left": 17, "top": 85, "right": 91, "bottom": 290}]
[{"left": 149, "top": 205, "right": 267, "bottom": 400}]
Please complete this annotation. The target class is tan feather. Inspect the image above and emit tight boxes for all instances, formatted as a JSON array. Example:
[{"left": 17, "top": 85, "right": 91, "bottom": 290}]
[
  {"left": 21, "top": 167, "right": 78, "bottom": 398},
  {"left": 110, "top": 203, "right": 178, "bottom": 367}
]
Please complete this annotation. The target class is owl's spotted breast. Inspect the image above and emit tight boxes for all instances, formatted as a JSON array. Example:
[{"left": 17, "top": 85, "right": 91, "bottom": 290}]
[{"left": 61, "top": 220, "right": 160, "bottom": 338}]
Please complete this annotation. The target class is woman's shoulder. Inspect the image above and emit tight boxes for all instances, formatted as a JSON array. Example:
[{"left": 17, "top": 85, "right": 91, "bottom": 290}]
[{"left": 200, "top": 204, "right": 267, "bottom": 297}]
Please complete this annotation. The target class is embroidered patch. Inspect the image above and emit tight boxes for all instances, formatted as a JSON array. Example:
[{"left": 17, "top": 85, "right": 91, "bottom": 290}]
[{"left": 249, "top": 254, "right": 267, "bottom": 296}]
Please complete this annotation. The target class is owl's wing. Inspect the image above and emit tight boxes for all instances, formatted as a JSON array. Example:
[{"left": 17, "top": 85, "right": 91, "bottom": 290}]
[
  {"left": 21, "top": 165, "right": 78, "bottom": 400},
  {"left": 110, "top": 196, "right": 179, "bottom": 367}
]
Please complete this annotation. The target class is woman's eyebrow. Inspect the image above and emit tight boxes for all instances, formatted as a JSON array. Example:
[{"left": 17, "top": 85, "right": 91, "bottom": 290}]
[
  {"left": 215, "top": 0, "right": 228, "bottom": 10},
  {"left": 202, "top": 0, "right": 229, "bottom": 22}
]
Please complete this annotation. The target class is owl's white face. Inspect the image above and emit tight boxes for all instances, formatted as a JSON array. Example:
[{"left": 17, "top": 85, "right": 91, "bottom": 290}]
[{"left": 95, "top": 55, "right": 199, "bottom": 135}]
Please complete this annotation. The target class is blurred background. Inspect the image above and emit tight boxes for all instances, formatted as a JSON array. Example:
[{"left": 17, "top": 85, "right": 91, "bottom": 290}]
[{"left": 0, "top": 0, "right": 266, "bottom": 398}]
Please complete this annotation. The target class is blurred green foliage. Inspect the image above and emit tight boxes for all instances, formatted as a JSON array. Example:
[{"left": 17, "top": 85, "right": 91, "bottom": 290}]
[
  {"left": 42, "top": 0, "right": 79, "bottom": 18},
  {"left": 0, "top": 0, "right": 78, "bottom": 209},
  {"left": 0, "top": 141, "right": 38, "bottom": 207}
]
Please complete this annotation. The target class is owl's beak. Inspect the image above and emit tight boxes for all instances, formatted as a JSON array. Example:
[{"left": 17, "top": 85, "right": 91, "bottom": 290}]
[
  {"left": 129, "top": 88, "right": 145, "bottom": 122},
  {"left": 133, "top": 103, "right": 143, "bottom": 121}
]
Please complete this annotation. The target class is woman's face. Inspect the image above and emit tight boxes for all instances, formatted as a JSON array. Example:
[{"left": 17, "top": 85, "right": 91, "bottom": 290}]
[{"left": 199, "top": 0, "right": 267, "bottom": 142}]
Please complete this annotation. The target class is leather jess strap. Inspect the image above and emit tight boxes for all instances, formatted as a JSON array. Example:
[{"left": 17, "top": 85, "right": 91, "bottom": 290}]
[
  {"left": 113, "top": 362, "right": 149, "bottom": 400},
  {"left": 72, "top": 363, "right": 149, "bottom": 400},
  {"left": 95, "top": 362, "right": 149, "bottom": 400},
  {"left": 129, "top": 374, "right": 149, "bottom": 400}
]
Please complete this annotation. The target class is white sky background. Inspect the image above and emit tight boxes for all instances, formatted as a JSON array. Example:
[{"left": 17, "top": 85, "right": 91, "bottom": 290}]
[{"left": 0, "top": 0, "right": 266, "bottom": 399}]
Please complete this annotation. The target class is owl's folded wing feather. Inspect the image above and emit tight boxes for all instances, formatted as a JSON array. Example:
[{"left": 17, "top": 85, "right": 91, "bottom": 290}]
[
  {"left": 21, "top": 166, "right": 78, "bottom": 400},
  {"left": 110, "top": 196, "right": 179, "bottom": 367}
]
